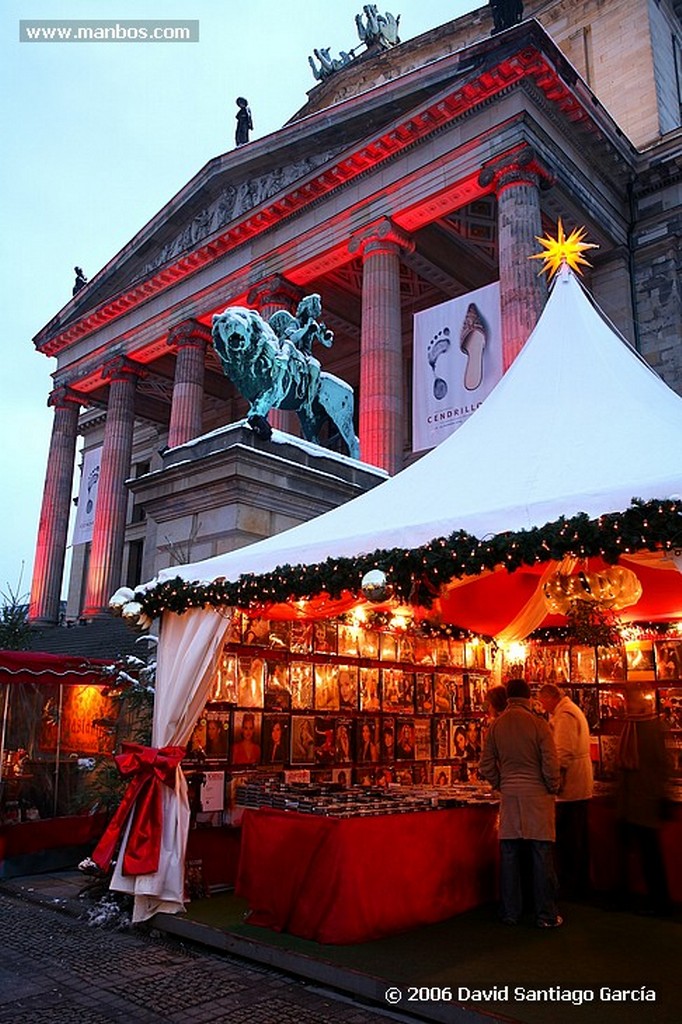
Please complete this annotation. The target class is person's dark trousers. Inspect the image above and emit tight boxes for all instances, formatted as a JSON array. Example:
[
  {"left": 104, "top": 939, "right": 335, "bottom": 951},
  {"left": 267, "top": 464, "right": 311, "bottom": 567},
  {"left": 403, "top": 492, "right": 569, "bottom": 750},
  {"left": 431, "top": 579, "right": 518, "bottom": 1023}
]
[
  {"left": 531, "top": 840, "right": 560, "bottom": 924},
  {"left": 617, "top": 820, "right": 672, "bottom": 915},
  {"left": 499, "top": 839, "right": 559, "bottom": 923},
  {"left": 556, "top": 799, "right": 591, "bottom": 897}
]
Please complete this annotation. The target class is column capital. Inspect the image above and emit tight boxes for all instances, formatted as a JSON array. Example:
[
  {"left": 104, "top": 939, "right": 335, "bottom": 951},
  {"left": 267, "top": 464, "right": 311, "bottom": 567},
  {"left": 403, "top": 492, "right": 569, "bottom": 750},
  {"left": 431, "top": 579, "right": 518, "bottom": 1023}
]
[
  {"left": 101, "top": 356, "right": 146, "bottom": 384},
  {"left": 167, "top": 318, "right": 213, "bottom": 351},
  {"left": 247, "top": 274, "right": 303, "bottom": 312},
  {"left": 349, "top": 217, "right": 416, "bottom": 259},
  {"left": 47, "top": 386, "right": 83, "bottom": 410},
  {"left": 478, "top": 145, "right": 555, "bottom": 195}
]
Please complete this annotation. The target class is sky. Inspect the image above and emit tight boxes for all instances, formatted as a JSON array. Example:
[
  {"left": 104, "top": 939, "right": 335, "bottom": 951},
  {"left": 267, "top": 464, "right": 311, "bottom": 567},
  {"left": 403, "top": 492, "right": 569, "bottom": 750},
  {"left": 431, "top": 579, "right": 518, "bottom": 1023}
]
[{"left": 0, "top": 0, "right": 482, "bottom": 601}]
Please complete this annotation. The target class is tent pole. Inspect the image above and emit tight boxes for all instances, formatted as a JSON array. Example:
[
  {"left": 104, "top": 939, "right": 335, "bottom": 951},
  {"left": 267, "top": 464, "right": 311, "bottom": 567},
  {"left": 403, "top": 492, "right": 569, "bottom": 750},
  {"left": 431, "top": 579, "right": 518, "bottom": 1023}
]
[{"left": 53, "top": 684, "right": 64, "bottom": 817}]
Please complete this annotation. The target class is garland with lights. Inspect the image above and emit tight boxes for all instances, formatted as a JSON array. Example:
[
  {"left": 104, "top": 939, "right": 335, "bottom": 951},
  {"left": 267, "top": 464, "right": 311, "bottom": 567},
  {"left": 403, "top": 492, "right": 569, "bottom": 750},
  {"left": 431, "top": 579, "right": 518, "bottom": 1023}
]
[{"left": 133, "top": 498, "right": 682, "bottom": 619}]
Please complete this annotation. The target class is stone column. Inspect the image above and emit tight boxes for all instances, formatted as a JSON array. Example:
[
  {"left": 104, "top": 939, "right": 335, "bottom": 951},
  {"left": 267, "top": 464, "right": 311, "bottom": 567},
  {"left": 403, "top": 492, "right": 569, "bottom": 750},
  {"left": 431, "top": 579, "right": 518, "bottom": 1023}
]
[
  {"left": 166, "top": 319, "right": 212, "bottom": 448},
  {"left": 28, "top": 388, "right": 82, "bottom": 624},
  {"left": 479, "top": 146, "right": 554, "bottom": 370},
  {"left": 247, "top": 275, "right": 303, "bottom": 434},
  {"left": 82, "top": 358, "right": 142, "bottom": 618},
  {"left": 349, "top": 219, "right": 415, "bottom": 475}
]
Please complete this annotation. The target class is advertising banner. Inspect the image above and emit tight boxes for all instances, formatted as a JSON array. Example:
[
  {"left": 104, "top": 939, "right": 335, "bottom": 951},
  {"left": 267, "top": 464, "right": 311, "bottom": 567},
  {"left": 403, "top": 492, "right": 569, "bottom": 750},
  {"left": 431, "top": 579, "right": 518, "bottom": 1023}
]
[
  {"left": 412, "top": 282, "right": 502, "bottom": 452},
  {"left": 71, "top": 445, "right": 101, "bottom": 546}
]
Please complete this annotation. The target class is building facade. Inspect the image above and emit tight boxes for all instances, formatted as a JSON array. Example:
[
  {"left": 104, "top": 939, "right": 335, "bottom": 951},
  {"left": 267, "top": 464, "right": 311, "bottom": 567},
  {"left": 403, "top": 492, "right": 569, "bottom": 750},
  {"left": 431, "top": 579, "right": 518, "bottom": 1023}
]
[{"left": 29, "top": 1, "right": 682, "bottom": 626}]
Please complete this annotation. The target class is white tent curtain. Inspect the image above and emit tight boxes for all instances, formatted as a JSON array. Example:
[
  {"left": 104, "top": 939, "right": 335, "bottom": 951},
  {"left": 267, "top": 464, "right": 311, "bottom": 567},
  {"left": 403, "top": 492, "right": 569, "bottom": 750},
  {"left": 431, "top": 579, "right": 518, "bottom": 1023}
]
[
  {"left": 496, "top": 558, "right": 577, "bottom": 644},
  {"left": 110, "top": 606, "right": 234, "bottom": 922}
]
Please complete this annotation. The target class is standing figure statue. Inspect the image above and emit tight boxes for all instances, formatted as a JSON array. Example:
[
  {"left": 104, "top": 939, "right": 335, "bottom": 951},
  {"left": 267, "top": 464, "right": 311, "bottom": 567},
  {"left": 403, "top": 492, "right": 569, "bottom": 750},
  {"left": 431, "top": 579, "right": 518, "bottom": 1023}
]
[
  {"left": 212, "top": 294, "right": 359, "bottom": 458},
  {"left": 489, "top": 1, "right": 524, "bottom": 34},
  {"left": 355, "top": 5, "right": 400, "bottom": 49},
  {"left": 72, "top": 266, "right": 88, "bottom": 296},
  {"left": 235, "top": 97, "right": 253, "bottom": 147}
]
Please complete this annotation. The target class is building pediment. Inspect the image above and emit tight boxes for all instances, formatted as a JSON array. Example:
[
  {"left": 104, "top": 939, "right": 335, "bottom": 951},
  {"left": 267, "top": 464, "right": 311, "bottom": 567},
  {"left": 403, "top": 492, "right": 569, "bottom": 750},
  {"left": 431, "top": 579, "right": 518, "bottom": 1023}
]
[{"left": 34, "top": 20, "right": 637, "bottom": 358}]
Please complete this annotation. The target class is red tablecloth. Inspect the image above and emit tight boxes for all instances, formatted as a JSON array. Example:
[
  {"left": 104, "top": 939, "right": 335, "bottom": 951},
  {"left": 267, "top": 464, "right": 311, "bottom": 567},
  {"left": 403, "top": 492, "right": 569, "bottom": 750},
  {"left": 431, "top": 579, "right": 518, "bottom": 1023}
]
[{"left": 235, "top": 805, "right": 498, "bottom": 944}]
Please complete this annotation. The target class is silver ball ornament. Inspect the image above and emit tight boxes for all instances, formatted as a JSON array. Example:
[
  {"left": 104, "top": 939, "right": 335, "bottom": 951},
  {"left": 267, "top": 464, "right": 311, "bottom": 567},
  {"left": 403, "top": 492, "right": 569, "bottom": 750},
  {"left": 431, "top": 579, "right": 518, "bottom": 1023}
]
[{"left": 361, "top": 569, "right": 391, "bottom": 603}]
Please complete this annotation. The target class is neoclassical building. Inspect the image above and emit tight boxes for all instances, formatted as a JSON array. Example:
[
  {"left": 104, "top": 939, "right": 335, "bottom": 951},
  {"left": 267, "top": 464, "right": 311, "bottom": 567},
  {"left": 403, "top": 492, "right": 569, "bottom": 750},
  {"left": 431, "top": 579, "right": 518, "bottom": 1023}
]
[{"left": 29, "top": 0, "right": 682, "bottom": 627}]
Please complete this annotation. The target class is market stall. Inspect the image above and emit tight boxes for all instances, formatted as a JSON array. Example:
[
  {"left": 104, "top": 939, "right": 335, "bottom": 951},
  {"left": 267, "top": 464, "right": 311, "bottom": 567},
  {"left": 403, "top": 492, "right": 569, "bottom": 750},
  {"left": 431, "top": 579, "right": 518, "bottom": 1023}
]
[{"left": 100, "top": 256, "right": 682, "bottom": 925}]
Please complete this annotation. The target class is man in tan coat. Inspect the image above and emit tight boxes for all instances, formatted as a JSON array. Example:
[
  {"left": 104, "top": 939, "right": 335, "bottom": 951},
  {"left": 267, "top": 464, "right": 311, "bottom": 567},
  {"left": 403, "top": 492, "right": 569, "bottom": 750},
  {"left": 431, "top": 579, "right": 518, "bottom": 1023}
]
[
  {"left": 539, "top": 683, "right": 593, "bottom": 897},
  {"left": 480, "top": 678, "right": 562, "bottom": 927}
]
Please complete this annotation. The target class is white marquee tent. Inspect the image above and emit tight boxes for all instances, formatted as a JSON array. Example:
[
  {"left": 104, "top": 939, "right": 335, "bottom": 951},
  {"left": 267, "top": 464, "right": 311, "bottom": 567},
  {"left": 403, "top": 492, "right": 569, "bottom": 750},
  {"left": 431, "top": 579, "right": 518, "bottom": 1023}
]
[{"left": 108, "top": 265, "right": 682, "bottom": 920}]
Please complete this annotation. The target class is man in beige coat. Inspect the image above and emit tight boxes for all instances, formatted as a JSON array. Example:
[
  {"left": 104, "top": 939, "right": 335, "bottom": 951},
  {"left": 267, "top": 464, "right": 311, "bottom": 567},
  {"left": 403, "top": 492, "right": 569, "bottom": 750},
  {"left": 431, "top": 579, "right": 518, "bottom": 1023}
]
[
  {"left": 539, "top": 684, "right": 594, "bottom": 897},
  {"left": 480, "top": 678, "right": 562, "bottom": 927}
]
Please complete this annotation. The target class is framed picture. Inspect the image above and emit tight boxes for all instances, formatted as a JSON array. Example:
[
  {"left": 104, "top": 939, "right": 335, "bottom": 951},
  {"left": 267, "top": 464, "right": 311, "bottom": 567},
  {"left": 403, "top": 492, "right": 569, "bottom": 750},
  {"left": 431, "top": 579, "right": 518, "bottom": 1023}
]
[
  {"left": 413, "top": 718, "right": 432, "bottom": 761},
  {"left": 658, "top": 687, "right": 682, "bottom": 728},
  {"left": 599, "top": 685, "right": 627, "bottom": 721},
  {"left": 204, "top": 710, "right": 230, "bottom": 759},
  {"left": 655, "top": 641, "right": 682, "bottom": 681},
  {"left": 414, "top": 636, "right": 436, "bottom": 666},
  {"left": 209, "top": 652, "right": 237, "bottom": 703},
  {"left": 433, "top": 674, "right": 455, "bottom": 713},
  {"left": 433, "top": 717, "right": 451, "bottom": 760},
  {"left": 356, "top": 716, "right": 380, "bottom": 762},
  {"left": 187, "top": 717, "right": 207, "bottom": 759},
  {"left": 290, "top": 620, "right": 313, "bottom": 654},
  {"left": 462, "top": 719, "right": 482, "bottom": 760},
  {"left": 448, "top": 640, "right": 466, "bottom": 669},
  {"left": 625, "top": 641, "right": 655, "bottom": 681},
  {"left": 262, "top": 714, "right": 289, "bottom": 763},
  {"left": 332, "top": 767, "right": 351, "bottom": 787},
  {"left": 231, "top": 711, "right": 262, "bottom": 766},
  {"left": 268, "top": 620, "right": 291, "bottom": 650},
  {"left": 415, "top": 672, "right": 434, "bottom": 713},
  {"left": 241, "top": 617, "right": 271, "bottom": 646},
  {"left": 313, "top": 620, "right": 337, "bottom": 654},
  {"left": 380, "top": 633, "right": 399, "bottom": 662},
  {"left": 265, "top": 660, "right": 291, "bottom": 710},
  {"left": 337, "top": 664, "right": 359, "bottom": 711},
  {"left": 290, "top": 716, "right": 316, "bottom": 764},
  {"left": 434, "top": 765, "right": 451, "bottom": 786},
  {"left": 380, "top": 717, "right": 396, "bottom": 761},
  {"left": 314, "top": 663, "right": 340, "bottom": 710},
  {"left": 290, "top": 661, "right": 313, "bottom": 709},
  {"left": 381, "top": 667, "right": 404, "bottom": 711},
  {"left": 452, "top": 723, "right": 468, "bottom": 759},
  {"left": 359, "top": 667, "right": 380, "bottom": 711},
  {"left": 571, "top": 687, "right": 600, "bottom": 731},
  {"left": 597, "top": 646, "right": 626, "bottom": 682},
  {"left": 335, "top": 717, "right": 354, "bottom": 763},
  {"left": 395, "top": 717, "right": 416, "bottom": 760},
  {"left": 397, "top": 634, "right": 416, "bottom": 664},
  {"left": 338, "top": 623, "right": 361, "bottom": 658},
  {"left": 570, "top": 646, "right": 597, "bottom": 684},
  {"left": 314, "top": 716, "right": 337, "bottom": 765},
  {"left": 358, "top": 629, "right": 379, "bottom": 659},
  {"left": 237, "top": 656, "right": 265, "bottom": 707},
  {"left": 412, "top": 761, "right": 431, "bottom": 785},
  {"left": 465, "top": 641, "right": 486, "bottom": 670}
]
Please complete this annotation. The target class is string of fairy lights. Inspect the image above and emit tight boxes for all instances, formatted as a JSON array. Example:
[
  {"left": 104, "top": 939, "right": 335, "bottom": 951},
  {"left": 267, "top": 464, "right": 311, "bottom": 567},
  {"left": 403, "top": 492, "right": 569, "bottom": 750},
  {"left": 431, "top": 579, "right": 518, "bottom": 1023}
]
[{"left": 132, "top": 498, "right": 682, "bottom": 622}]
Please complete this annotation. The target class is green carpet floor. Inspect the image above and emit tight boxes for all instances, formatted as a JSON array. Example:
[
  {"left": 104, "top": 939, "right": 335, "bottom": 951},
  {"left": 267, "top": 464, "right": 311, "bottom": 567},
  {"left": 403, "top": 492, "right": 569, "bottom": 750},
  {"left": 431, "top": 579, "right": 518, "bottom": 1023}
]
[{"left": 183, "top": 894, "right": 681, "bottom": 1024}]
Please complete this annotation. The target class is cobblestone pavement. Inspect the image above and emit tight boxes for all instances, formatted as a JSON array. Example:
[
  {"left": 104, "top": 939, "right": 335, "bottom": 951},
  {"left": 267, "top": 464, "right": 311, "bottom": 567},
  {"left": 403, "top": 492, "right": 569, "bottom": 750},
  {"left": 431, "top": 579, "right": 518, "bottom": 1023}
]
[{"left": 0, "top": 892, "right": 408, "bottom": 1024}]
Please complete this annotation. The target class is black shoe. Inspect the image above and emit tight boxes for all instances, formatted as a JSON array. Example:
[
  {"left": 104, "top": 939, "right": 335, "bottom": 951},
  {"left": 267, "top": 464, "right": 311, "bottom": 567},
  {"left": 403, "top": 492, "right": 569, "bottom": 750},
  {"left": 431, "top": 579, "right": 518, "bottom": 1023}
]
[{"left": 537, "top": 916, "right": 564, "bottom": 929}]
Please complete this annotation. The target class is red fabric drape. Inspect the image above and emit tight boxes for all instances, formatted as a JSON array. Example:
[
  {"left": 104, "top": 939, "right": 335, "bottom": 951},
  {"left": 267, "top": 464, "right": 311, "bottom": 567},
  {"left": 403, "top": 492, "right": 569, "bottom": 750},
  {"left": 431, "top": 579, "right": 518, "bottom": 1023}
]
[
  {"left": 91, "top": 743, "right": 185, "bottom": 876},
  {"left": 236, "top": 805, "right": 498, "bottom": 943}
]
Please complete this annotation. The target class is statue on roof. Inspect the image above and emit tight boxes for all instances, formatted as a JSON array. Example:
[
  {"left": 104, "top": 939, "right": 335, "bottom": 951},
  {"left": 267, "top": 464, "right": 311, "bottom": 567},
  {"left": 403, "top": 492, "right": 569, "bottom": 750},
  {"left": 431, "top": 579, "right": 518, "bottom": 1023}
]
[
  {"left": 308, "top": 47, "right": 354, "bottom": 82},
  {"left": 72, "top": 267, "right": 88, "bottom": 296},
  {"left": 355, "top": 5, "right": 400, "bottom": 49},
  {"left": 489, "top": 1, "right": 524, "bottom": 34},
  {"left": 212, "top": 294, "right": 360, "bottom": 458},
  {"left": 235, "top": 97, "right": 253, "bottom": 146}
]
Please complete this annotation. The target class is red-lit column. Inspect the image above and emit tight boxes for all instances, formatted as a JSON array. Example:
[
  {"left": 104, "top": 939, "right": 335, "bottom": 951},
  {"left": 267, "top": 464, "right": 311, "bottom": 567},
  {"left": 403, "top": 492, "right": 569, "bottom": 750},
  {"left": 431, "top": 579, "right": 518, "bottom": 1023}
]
[
  {"left": 349, "top": 219, "right": 415, "bottom": 475},
  {"left": 166, "top": 319, "right": 212, "bottom": 448},
  {"left": 28, "top": 388, "right": 82, "bottom": 624},
  {"left": 82, "top": 358, "right": 142, "bottom": 618},
  {"left": 247, "top": 275, "right": 303, "bottom": 434},
  {"left": 479, "top": 146, "right": 554, "bottom": 370}
]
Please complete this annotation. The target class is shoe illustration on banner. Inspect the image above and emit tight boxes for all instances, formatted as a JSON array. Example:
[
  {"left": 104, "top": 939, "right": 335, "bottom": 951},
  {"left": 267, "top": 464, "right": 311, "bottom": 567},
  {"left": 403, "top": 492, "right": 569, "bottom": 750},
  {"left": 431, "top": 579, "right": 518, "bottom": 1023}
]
[
  {"left": 460, "top": 302, "right": 487, "bottom": 391},
  {"left": 427, "top": 327, "right": 451, "bottom": 399}
]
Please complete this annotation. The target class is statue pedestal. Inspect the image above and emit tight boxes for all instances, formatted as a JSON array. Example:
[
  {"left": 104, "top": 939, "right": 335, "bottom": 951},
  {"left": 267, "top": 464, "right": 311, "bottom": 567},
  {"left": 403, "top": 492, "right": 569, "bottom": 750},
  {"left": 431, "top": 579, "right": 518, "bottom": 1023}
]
[{"left": 130, "top": 422, "right": 387, "bottom": 575}]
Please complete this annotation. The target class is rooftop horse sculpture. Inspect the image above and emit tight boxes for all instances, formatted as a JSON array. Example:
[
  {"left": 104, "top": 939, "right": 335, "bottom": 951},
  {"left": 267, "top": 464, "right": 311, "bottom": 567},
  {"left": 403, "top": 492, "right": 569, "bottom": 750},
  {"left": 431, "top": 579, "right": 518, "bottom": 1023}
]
[{"left": 212, "top": 294, "right": 360, "bottom": 459}]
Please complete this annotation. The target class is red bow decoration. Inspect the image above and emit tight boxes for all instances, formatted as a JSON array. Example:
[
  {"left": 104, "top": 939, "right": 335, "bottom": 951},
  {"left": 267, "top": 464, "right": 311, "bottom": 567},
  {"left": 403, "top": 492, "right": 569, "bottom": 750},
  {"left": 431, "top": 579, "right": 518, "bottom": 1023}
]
[{"left": 90, "top": 743, "right": 185, "bottom": 876}]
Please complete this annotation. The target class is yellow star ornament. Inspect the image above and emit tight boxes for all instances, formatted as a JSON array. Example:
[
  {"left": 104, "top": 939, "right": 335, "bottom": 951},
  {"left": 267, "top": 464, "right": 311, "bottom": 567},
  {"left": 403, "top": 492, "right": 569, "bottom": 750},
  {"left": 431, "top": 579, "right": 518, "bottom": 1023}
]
[{"left": 529, "top": 219, "right": 599, "bottom": 279}]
